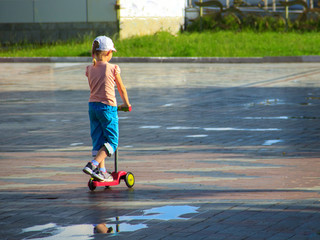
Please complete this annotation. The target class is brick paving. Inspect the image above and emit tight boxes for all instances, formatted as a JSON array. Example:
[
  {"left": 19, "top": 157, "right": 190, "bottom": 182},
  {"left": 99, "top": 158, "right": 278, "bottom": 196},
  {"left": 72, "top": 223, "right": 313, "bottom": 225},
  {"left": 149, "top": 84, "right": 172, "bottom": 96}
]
[{"left": 0, "top": 62, "right": 320, "bottom": 239}]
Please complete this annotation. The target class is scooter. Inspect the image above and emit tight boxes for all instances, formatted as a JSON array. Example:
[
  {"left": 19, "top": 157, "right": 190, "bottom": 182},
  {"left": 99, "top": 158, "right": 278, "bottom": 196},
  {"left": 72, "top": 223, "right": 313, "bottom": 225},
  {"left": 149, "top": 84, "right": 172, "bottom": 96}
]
[{"left": 87, "top": 106, "right": 135, "bottom": 191}]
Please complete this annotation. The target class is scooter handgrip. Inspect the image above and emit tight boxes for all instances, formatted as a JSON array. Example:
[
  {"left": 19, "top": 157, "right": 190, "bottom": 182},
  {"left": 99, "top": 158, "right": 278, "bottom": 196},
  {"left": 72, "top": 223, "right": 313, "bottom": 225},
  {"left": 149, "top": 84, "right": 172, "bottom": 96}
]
[{"left": 118, "top": 106, "right": 132, "bottom": 112}]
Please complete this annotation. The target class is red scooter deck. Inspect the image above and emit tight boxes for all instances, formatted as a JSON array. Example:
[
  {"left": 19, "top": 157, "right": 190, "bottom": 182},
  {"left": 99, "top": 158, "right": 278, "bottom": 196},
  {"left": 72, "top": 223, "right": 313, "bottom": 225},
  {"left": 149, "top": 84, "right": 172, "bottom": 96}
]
[
  {"left": 92, "top": 171, "right": 127, "bottom": 187},
  {"left": 88, "top": 171, "right": 134, "bottom": 191}
]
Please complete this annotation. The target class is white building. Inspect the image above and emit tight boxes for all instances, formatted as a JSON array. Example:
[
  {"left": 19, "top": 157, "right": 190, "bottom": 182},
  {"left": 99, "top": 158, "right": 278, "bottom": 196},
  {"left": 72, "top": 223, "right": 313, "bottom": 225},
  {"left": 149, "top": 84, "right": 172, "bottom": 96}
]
[{"left": 119, "top": 0, "right": 186, "bottom": 39}]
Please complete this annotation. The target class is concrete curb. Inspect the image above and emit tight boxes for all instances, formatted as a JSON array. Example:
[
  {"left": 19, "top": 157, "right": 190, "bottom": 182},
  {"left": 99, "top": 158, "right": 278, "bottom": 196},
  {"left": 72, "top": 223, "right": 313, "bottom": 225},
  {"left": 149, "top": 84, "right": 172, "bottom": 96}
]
[{"left": 1, "top": 56, "right": 320, "bottom": 63}]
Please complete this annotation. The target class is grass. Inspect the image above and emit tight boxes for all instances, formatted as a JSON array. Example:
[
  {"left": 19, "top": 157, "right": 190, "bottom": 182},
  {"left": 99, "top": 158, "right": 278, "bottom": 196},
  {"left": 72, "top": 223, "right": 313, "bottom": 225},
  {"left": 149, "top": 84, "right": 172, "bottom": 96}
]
[{"left": 1, "top": 31, "right": 320, "bottom": 57}]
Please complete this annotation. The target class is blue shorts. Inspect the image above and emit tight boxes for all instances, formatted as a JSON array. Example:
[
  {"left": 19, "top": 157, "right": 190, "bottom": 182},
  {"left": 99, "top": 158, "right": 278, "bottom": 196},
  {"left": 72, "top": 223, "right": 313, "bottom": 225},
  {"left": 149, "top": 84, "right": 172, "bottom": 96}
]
[{"left": 88, "top": 102, "right": 118, "bottom": 157}]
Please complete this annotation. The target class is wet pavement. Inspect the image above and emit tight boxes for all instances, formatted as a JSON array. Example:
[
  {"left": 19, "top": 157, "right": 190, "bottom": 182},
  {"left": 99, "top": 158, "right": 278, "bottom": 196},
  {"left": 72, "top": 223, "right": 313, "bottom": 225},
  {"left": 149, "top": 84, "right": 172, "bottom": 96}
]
[{"left": 0, "top": 62, "right": 320, "bottom": 239}]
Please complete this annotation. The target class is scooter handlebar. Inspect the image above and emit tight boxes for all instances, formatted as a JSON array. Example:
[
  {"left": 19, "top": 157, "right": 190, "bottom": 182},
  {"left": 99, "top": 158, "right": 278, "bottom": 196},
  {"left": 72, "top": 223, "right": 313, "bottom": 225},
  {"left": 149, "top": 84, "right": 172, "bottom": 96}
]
[{"left": 118, "top": 105, "right": 132, "bottom": 112}]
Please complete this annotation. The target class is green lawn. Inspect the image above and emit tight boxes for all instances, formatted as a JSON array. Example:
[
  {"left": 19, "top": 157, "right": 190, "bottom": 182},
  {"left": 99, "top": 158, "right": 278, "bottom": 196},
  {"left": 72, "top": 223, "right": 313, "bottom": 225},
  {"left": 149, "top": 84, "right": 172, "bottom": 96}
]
[{"left": 1, "top": 31, "right": 320, "bottom": 57}]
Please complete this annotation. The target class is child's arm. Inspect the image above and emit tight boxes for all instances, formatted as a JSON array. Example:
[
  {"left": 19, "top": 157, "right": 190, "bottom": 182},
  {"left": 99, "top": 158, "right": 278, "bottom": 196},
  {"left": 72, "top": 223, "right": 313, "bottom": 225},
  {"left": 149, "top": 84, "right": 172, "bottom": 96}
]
[{"left": 115, "top": 73, "right": 131, "bottom": 107}]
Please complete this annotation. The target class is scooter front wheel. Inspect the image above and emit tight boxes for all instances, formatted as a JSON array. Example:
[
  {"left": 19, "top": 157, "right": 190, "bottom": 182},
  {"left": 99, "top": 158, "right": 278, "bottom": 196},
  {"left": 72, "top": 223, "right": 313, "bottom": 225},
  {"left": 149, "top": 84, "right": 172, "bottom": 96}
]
[
  {"left": 125, "top": 172, "right": 135, "bottom": 188},
  {"left": 88, "top": 178, "right": 96, "bottom": 191}
]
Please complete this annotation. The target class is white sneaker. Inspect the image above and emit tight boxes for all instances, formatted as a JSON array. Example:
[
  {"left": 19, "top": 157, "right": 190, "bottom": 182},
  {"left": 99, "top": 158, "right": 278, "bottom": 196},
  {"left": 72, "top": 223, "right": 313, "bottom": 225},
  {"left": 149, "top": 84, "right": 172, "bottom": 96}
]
[
  {"left": 83, "top": 162, "right": 97, "bottom": 175},
  {"left": 92, "top": 170, "right": 113, "bottom": 182}
]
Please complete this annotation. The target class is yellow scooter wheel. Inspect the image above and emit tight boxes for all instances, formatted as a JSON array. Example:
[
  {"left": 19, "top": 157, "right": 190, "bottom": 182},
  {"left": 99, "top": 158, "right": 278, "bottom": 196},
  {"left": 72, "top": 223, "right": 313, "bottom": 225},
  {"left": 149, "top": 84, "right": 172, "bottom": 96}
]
[{"left": 125, "top": 172, "right": 135, "bottom": 188}]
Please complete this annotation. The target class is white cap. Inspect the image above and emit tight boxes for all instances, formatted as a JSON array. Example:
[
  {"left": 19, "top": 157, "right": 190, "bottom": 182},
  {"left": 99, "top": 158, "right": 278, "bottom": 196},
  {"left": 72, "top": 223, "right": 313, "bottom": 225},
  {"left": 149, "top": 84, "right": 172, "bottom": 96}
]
[{"left": 93, "top": 36, "right": 117, "bottom": 52}]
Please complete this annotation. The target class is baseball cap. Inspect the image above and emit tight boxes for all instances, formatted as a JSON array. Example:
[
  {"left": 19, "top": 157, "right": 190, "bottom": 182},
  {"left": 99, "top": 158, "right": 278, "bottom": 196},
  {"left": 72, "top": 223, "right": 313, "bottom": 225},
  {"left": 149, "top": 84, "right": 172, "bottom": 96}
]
[{"left": 93, "top": 36, "right": 117, "bottom": 52}]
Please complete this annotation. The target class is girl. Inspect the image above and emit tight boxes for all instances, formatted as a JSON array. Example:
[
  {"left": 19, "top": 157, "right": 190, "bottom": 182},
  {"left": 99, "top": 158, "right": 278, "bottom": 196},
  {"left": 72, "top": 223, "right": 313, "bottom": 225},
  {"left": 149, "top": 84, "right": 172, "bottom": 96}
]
[{"left": 83, "top": 36, "right": 131, "bottom": 182}]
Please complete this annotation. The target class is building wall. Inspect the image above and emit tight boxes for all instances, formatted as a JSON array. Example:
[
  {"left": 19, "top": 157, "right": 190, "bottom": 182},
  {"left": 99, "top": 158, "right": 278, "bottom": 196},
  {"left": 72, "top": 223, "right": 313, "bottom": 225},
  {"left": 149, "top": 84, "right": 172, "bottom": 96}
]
[
  {"left": 0, "top": 0, "right": 117, "bottom": 23},
  {"left": 0, "top": 0, "right": 186, "bottom": 43},
  {"left": 119, "top": 0, "right": 186, "bottom": 39},
  {"left": 0, "top": 0, "right": 118, "bottom": 43}
]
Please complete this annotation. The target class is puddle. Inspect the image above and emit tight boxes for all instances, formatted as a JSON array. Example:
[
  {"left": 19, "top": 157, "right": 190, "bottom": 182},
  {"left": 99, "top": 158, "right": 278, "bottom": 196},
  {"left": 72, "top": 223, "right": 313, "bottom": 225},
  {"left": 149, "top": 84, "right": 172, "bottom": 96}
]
[
  {"left": 245, "top": 99, "right": 284, "bottom": 107},
  {"left": 162, "top": 103, "right": 174, "bottom": 107},
  {"left": 139, "top": 125, "right": 283, "bottom": 132},
  {"left": 307, "top": 96, "right": 320, "bottom": 100},
  {"left": 0, "top": 98, "right": 39, "bottom": 104},
  {"left": 259, "top": 99, "right": 282, "bottom": 105},
  {"left": 70, "top": 142, "right": 83, "bottom": 146},
  {"left": 110, "top": 205, "right": 199, "bottom": 222},
  {"left": 22, "top": 223, "right": 94, "bottom": 240},
  {"left": 23, "top": 223, "right": 57, "bottom": 232},
  {"left": 21, "top": 205, "right": 199, "bottom": 239},
  {"left": 48, "top": 119, "right": 71, "bottom": 122},
  {"left": 204, "top": 127, "right": 281, "bottom": 131},
  {"left": 289, "top": 116, "right": 320, "bottom": 120},
  {"left": 186, "top": 134, "right": 208, "bottom": 138},
  {"left": 263, "top": 140, "right": 283, "bottom": 146},
  {"left": 167, "top": 126, "right": 200, "bottom": 130},
  {"left": 244, "top": 116, "right": 320, "bottom": 120},
  {"left": 243, "top": 116, "right": 289, "bottom": 120},
  {"left": 299, "top": 102, "right": 312, "bottom": 106}
]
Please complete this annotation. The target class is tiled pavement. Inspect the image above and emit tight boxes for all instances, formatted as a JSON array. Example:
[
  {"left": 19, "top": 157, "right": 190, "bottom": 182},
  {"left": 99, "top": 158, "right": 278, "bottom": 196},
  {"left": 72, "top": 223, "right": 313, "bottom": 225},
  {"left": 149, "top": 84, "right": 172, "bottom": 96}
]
[{"left": 0, "top": 62, "right": 320, "bottom": 239}]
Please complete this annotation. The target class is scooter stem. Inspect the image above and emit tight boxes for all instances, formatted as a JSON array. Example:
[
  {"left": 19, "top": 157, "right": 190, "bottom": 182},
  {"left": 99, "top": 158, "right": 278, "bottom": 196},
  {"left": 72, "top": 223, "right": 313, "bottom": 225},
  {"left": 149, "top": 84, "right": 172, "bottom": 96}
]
[{"left": 114, "top": 148, "right": 118, "bottom": 173}]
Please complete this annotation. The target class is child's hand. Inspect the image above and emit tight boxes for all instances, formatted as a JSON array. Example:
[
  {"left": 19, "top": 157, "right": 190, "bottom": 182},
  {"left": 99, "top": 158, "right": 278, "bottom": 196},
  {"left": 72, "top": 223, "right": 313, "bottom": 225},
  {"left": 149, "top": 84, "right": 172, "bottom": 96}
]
[{"left": 118, "top": 104, "right": 132, "bottom": 112}]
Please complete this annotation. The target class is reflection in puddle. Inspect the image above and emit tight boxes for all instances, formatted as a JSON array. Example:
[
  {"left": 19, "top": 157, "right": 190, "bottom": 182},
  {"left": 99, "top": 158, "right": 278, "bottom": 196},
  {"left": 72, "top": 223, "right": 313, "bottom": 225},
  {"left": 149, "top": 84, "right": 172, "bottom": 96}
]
[
  {"left": 263, "top": 140, "right": 283, "bottom": 146},
  {"left": 167, "top": 126, "right": 200, "bottom": 130},
  {"left": 244, "top": 116, "right": 320, "bottom": 120},
  {"left": 104, "top": 205, "right": 199, "bottom": 235},
  {"left": 23, "top": 223, "right": 57, "bottom": 232},
  {"left": 22, "top": 223, "right": 94, "bottom": 240},
  {"left": 162, "top": 103, "right": 174, "bottom": 107},
  {"left": 70, "top": 142, "right": 83, "bottom": 146},
  {"left": 21, "top": 205, "right": 199, "bottom": 239},
  {"left": 290, "top": 116, "right": 320, "bottom": 120},
  {"left": 243, "top": 116, "right": 289, "bottom": 120},
  {"left": 307, "top": 96, "right": 320, "bottom": 100},
  {"left": 245, "top": 98, "right": 316, "bottom": 107},
  {"left": 299, "top": 102, "right": 312, "bottom": 106},
  {"left": 109, "top": 205, "right": 199, "bottom": 222},
  {"left": 245, "top": 99, "right": 284, "bottom": 107},
  {"left": 139, "top": 125, "right": 161, "bottom": 129},
  {"left": 204, "top": 127, "right": 280, "bottom": 131},
  {"left": 186, "top": 134, "right": 208, "bottom": 138}
]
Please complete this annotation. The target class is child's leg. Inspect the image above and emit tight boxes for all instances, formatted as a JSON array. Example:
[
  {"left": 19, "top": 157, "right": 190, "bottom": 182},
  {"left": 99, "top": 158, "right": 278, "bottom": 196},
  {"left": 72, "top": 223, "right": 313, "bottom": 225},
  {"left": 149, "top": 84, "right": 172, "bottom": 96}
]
[
  {"left": 100, "top": 106, "right": 119, "bottom": 157},
  {"left": 84, "top": 103, "right": 106, "bottom": 176},
  {"left": 89, "top": 103, "right": 104, "bottom": 158},
  {"left": 90, "top": 146, "right": 113, "bottom": 182},
  {"left": 90, "top": 103, "right": 118, "bottom": 158},
  {"left": 94, "top": 146, "right": 108, "bottom": 166},
  {"left": 83, "top": 103, "right": 117, "bottom": 182},
  {"left": 99, "top": 159, "right": 105, "bottom": 170}
]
